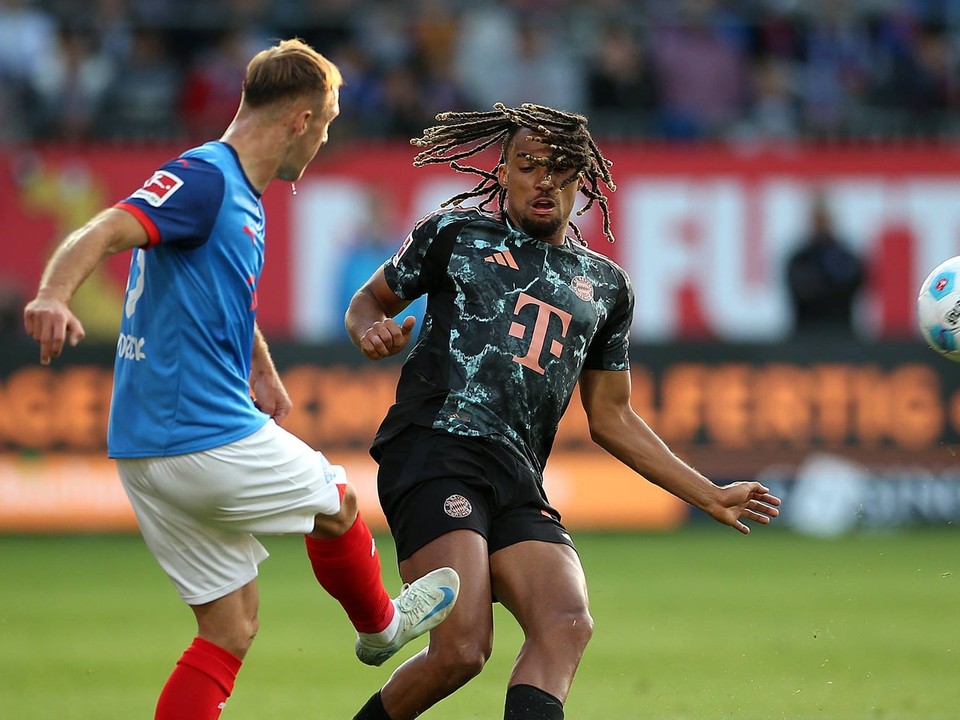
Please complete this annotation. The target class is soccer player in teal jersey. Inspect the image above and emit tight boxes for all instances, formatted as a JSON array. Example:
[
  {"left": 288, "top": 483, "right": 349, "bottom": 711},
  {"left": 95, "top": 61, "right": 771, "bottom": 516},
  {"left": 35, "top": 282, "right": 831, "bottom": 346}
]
[{"left": 346, "top": 103, "right": 782, "bottom": 720}]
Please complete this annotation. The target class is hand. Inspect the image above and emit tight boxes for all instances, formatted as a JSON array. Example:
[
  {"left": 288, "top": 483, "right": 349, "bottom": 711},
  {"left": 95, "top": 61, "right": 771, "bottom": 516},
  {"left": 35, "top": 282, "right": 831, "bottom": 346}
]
[
  {"left": 358, "top": 315, "right": 416, "bottom": 360},
  {"left": 251, "top": 369, "right": 293, "bottom": 424},
  {"left": 23, "top": 295, "right": 86, "bottom": 365},
  {"left": 709, "top": 482, "right": 782, "bottom": 535}
]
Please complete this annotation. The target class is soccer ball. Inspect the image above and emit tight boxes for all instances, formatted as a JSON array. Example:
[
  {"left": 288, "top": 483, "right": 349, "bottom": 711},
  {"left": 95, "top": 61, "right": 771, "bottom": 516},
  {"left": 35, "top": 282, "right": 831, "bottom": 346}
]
[{"left": 918, "top": 256, "right": 960, "bottom": 362}]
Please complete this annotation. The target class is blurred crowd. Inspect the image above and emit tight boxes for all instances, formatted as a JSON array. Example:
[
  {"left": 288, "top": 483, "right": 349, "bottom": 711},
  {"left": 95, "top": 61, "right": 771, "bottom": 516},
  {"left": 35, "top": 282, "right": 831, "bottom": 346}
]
[{"left": 2, "top": 0, "right": 960, "bottom": 144}]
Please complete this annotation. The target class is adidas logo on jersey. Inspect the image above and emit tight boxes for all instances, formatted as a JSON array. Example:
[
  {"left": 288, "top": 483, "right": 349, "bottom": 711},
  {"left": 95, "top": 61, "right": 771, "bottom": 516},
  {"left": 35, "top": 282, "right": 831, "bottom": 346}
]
[{"left": 483, "top": 250, "right": 518, "bottom": 269}]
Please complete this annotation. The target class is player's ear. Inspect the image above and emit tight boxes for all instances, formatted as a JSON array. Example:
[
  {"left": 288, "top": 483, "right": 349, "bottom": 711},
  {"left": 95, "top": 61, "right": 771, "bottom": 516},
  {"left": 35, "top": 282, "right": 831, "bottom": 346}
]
[
  {"left": 294, "top": 107, "right": 312, "bottom": 136},
  {"left": 497, "top": 164, "right": 507, "bottom": 188}
]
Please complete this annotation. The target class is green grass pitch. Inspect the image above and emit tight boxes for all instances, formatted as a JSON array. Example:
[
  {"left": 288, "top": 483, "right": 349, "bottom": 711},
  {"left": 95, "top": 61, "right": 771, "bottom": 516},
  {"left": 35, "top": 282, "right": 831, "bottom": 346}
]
[{"left": 1, "top": 528, "right": 956, "bottom": 719}]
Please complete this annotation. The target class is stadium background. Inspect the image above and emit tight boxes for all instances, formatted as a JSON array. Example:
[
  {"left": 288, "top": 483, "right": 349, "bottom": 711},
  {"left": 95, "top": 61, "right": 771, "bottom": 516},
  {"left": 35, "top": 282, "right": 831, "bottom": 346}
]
[
  {"left": 3, "top": 0, "right": 960, "bottom": 534},
  {"left": 2, "top": 2, "right": 960, "bottom": 719}
]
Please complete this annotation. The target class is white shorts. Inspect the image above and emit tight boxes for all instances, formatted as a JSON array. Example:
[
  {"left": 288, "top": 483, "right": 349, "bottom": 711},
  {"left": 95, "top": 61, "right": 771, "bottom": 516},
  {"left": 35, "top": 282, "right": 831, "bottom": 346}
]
[{"left": 116, "top": 420, "right": 344, "bottom": 605}]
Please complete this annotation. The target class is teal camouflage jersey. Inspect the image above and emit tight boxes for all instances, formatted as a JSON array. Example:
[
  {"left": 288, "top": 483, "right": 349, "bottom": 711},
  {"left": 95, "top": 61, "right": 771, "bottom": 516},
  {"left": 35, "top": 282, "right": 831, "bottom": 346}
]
[{"left": 374, "top": 207, "right": 634, "bottom": 475}]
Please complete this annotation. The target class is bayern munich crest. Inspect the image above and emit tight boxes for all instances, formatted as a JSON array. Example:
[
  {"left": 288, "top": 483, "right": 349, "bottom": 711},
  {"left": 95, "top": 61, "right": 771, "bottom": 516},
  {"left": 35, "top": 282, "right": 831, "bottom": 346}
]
[
  {"left": 443, "top": 494, "right": 473, "bottom": 518},
  {"left": 571, "top": 275, "right": 594, "bottom": 302}
]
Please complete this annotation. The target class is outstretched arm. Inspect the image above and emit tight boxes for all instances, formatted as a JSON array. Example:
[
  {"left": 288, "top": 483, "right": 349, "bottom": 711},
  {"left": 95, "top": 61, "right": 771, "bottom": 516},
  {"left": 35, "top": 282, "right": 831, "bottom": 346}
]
[
  {"left": 344, "top": 266, "right": 416, "bottom": 361},
  {"left": 579, "top": 368, "right": 781, "bottom": 534},
  {"left": 23, "top": 207, "right": 148, "bottom": 365}
]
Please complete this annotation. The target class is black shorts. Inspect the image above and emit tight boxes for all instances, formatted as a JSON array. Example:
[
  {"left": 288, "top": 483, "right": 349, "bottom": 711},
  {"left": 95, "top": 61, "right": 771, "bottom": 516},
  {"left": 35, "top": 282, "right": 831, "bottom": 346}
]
[{"left": 375, "top": 425, "right": 575, "bottom": 562}]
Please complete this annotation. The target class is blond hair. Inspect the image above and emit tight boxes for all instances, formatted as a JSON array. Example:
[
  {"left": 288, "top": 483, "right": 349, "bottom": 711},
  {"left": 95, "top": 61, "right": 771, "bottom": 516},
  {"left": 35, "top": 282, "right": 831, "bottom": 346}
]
[{"left": 242, "top": 38, "right": 342, "bottom": 108}]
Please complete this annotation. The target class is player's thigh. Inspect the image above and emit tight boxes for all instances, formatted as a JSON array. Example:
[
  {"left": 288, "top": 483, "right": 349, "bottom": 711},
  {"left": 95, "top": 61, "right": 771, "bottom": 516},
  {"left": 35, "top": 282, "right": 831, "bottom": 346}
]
[
  {"left": 202, "top": 421, "right": 346, "bottom": 531},
  {"left": 118, "top": 461, "right": 269, "bottom": 605},
  {"left": 398, "top": 529, "right": 495, "bottom": 650},
  {"left": 117, "top": 422, "right": 343, "bottom": 604},
  {"left": 489, "top": 540, "right": 590, "bottom": 633},
  {"left": 130, "top": 421, "right": 344, "bottom": 534}
]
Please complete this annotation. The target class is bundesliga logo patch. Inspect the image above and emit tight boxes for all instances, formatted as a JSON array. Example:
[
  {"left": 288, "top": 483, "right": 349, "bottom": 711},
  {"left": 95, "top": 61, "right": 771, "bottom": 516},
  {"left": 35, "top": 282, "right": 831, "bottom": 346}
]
[
  {"left": 392, "top": 232, "right": 414, "bottom": 267},
  {"left": 132, "top": 170, "right": 184, "bottom": 207},
  {"left": 443, "top": 494, "right": 472, "bottom": 518}
]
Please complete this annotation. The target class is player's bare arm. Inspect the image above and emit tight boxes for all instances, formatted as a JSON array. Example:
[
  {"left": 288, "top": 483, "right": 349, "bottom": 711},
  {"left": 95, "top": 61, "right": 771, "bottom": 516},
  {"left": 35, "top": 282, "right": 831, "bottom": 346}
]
[
  {"left": 250, "top": 324, "right": 292, "bottom": 423},
  {"left": 345, "top": 267, "right": 416, "bottom": 361},
  {"left": 579, "top": 368, "right": 781, "bottom": 534},
  {"left": 23, "top": 207, "right": 148, "bottom": 365}
]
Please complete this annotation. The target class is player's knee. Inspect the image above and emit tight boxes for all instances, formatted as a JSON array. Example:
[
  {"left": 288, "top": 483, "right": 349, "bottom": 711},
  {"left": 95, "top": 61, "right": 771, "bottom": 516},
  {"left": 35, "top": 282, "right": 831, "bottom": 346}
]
[
  {"left": 553, "top": 606, "right": 594, "bottom": 652},
  {"left": 200, "top": 615, "right": 260, "bottom": 659},
  {"left": 234, "top": 616, "right": 260, "bottom": 656},
  {"left": 430, "top": 640, "right": 490, "bottom": 688},
  {"left": 528, "top": 604, "right": 593, "bottom": 658},
  {"left": 311, "top": 482, "right": 359, "bottom": 537}
]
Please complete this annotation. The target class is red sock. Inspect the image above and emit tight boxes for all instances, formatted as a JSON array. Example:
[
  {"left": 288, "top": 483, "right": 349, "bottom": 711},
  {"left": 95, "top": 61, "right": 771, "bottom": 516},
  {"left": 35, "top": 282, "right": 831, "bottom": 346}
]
[
  {"left": 155, "top": 637, "right": 242, "bottom": 720},
  {"left": 304, "top": 490, "right": 394, "bottom": 633}
]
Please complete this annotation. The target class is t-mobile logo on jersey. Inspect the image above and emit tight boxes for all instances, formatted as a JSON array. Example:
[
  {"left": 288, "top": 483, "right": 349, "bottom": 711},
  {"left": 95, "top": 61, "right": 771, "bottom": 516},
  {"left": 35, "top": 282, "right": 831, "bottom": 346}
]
[{"left": 509, "top": 292, "right": 572, "bottom": 374}]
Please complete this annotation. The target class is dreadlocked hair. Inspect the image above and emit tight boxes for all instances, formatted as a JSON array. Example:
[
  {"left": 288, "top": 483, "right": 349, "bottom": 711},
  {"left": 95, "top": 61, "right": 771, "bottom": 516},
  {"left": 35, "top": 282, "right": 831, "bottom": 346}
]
[{"left": 410, "top": 102, "right": 617, "bottom": 245}]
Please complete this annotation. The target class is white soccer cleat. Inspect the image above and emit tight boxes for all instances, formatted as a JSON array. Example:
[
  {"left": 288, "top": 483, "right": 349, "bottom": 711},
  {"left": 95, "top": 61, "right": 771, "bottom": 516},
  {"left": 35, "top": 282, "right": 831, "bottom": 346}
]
[{"left": 355, "top": 567, "right": 460, "bottom": 667}]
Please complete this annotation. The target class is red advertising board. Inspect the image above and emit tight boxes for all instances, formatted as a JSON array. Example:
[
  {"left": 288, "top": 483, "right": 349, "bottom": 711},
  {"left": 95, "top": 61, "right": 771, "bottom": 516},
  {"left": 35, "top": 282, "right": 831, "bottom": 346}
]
[{"left": 4, "top": 142, "right": 960, "bottom": 341}]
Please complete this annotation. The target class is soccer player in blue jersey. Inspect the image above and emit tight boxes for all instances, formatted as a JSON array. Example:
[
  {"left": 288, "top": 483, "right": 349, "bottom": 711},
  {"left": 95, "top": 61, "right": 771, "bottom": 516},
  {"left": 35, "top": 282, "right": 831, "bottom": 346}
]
[
  {"left": 345, "top": 104, "right": 782, "bottom": 720},
  {"left": 22, "top": 39, "right": 458, "bottom": 720}
]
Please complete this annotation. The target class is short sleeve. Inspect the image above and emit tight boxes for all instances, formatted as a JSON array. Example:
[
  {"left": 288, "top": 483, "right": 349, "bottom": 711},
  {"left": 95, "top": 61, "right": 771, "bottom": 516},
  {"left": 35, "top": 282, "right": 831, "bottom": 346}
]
[
  {"left": 115, "top": 156, "right": 225, "bottom": 249},
  {"left": 383, "top": 209, "right": 460, "bottom": 300},
  {"left": 584, "top": 269, "right": 634, "bottom": 371}
]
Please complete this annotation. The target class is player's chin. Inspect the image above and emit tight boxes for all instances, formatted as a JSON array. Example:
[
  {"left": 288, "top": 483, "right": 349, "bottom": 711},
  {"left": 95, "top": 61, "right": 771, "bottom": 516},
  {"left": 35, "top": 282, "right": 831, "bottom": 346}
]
[
  {"left": 277, "top": 164, "right": 306, "bottom": 183},
  {"left": 520, "top": 214, "right": 561, "bottom": 240}
]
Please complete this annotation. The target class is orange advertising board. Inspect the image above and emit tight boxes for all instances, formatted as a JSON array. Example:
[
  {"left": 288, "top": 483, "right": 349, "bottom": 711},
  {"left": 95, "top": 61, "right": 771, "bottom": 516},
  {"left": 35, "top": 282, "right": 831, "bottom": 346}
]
[
  {"left": 0, "top": 451, "right": 686, "bottom": 533},
  {"left": 1, "top": 338, "right": 953, "bottom": 533}
]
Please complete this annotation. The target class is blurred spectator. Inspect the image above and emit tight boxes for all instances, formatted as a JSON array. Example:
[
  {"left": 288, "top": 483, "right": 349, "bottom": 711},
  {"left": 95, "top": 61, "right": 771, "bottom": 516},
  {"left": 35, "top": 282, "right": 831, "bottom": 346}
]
[
  {"left": 332, "top": 37, "right": 384, "bottom": 143},
  {"left": 411, "top": 0, "right": 469, "bottom": 120},
  {"left": 496, "top": 16, "right": 585, "bottom": 111},
  {"left": 372, "top": 63, "right": 431, "bottom": 138},
  {"left": 0, "top": 0, "right": 57, "bottom": 140},
  {"left": 3, "top": 0, "right": 960, "bottom": 143},
  {"left": 453, "top": 5, "right": 584, "bottom": 112},
  {"left": 91, "top": 0, "right": 134, "bottom": 63},
  {"left": 866, "top": 22, "right": 958, "bottom": 137},
  {"left": 338, "top": 0, "right": 469, "bottom": 141},
  {"left": 181, "top": 29, "right": 269, "bottom": 141},
  {"left": 586, "top": 24, "right": 659, "bottom": 137},
  {"left": 0, "top": 0, "right": 57, "bottom": 82},
  {"left": 452, "top": 2, "right": 517, "bottom": 110},
  {"left": 98, "top": 29, "right": 181, "bottom": 140},
  {"left": 785, "top": 193, "right": 866, "bottom": 338},
  {"left": 417, "top": 50, "right": 471, "bottom": 125},
  {"left": 650, "top": 0, "right": 749, "bottom": 139},
  {"left": 797, "top": 4, "right": 873, "bottom": 138},
  {"left": 26, "top": 27, "right": 115, "bottom": 140},
  {"left": 352, "top": 1, "right": 412, "bottom": 69},
  {"left": 733, "top": 55, "right": 801, "bottom": 141}
]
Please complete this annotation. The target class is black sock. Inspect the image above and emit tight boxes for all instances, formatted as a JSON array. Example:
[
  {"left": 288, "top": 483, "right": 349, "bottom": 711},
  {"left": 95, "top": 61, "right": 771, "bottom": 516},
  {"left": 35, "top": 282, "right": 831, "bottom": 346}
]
[
  {"left": 504, "top": 684, "right": 564, "bottom": 720},
  {"left": 354, "top": 691, "right": 392, "bottom": 720}
]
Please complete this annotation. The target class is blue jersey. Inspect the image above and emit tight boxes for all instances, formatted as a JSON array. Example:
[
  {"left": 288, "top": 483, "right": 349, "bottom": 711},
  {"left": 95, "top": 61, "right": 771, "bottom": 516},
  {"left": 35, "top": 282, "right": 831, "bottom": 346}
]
[{"left": 107, "top": 141, "right": 269, "bottom": 458}]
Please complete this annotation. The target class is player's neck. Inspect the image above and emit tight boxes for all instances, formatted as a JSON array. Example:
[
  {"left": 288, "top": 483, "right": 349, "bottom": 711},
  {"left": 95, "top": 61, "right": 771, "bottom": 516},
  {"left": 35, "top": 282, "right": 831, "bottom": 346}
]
[
  {"left": 220, "top": 121, "right": 279, "bottom": 194},
  {"left": 504, "top": 210, "right": 567, "bottom": 246}
]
